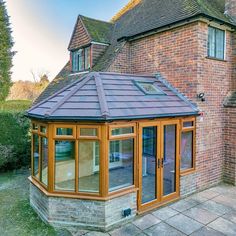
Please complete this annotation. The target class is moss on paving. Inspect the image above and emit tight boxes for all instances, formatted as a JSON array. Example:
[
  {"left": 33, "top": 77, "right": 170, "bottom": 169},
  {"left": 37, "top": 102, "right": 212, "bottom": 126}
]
[{"left": 0, "top": 169, "right": 57, "bottom": 236}]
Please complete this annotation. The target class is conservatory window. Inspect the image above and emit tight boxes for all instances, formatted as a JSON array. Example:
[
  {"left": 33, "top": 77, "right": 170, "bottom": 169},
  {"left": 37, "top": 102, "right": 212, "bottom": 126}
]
[
  {"left": 33, "top": 134, "right": 39, "bottom": 178},
  {"left": 54, "top": 141, "right": 75, "bottom": 192},
  {"left": 78, "top": 141, "right": 100, "bottom": 193},
  {"left": 40, "top": 137, "right": 48, "bottom": 186},
  {"left": 109, "top": 138, "right": 134, "bottom": 192}
]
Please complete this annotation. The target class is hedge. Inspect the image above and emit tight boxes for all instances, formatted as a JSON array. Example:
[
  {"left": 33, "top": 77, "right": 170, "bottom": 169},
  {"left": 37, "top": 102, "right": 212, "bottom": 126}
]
[{"left": 0, "top": 100, "right": 31, "bottom": 171}]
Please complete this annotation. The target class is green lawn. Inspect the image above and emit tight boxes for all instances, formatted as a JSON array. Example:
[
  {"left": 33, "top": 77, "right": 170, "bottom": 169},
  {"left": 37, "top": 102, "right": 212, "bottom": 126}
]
[
  {"left": 0, "top": 100, "right": 32, "bottom": 112},
  {"left": 0, "top": 169, "right": 58, "bottom": 236}
]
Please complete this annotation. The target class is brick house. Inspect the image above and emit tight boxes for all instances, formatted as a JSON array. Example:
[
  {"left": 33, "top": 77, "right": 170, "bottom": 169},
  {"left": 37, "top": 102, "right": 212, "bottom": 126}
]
[{"left": 27, "top": 0, "right": 236, "bottom": 231}]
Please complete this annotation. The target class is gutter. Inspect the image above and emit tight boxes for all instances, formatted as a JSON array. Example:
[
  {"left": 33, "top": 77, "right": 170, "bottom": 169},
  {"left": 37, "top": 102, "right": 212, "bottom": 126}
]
[
  {"left": 117, "top": 13, "right": 236, "bottom": 42},
  {"left": 26, "top": 111, "right": 199, "bottom": 123}
]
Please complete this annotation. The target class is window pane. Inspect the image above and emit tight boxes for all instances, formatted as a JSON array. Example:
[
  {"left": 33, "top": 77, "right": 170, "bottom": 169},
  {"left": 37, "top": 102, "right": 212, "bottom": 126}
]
[
  {"left": 142, "top": 127, "right": 157, "bottom": 204},
  {"left": 78, "top": 141, "right": 100, "bottom": 193},
  {"left": 40, "top": 137, "right": 48, "bottom": 186},
  {"left": 32, "top": 123, "right": 38, "bottom": 131},
  {"left": 72, "top": 51, "right": 78, "bottom": 72},
  {"left": 84, "top": 47, "right": 90, "bottom": 70},
  {"left": 183, "top": 121, "right": 194, "bottom": 128},
  {"left": 109, "top": 139, "right": 134, "bottom": 191},
  {"left": 216, "top": 29, "right": 225, "bottom": 59},
  {"left": 78, "top": 49, "right": 83, "bottom": 71},
  {"left": 111, "top": 127, "right": 134, "bottom": 136},
  {"left": 40, "top": 126, "right": 47, "bottom": 134},
  {"left": 80, "top": 128, "right": 97, "bottom": 137},
  {"left": 137, "top": 82, "right": 165, "bottom": 95},
  {"left": 208, "top": 27, "right": 215, "bottom": 57},
  {"left": 163, "top": 125, "right": 176, "bottom": 196},
  {"left": 33, "top": 134, "right": 39, "bottom": 178},
  {"left": 56, "top": 128, "right": 73, "bottom": 136},
  {"left": 181, "top": 131, "right": 193, "bottom": 171},
  {"left": 55, "top": 141, "right": 75, "bottom": 191}
]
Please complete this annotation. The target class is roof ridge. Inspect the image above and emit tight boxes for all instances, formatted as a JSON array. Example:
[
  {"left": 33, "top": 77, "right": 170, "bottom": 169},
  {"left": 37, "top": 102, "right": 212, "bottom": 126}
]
[
  {"left": 94, "top": 72, "right": 110, "bottom": 118},
  {"left": 44, "top": 75, "right": 92, "bottom": 117},
  {"left": 111, "top": 0, "right": 142, "bottom": 22}
]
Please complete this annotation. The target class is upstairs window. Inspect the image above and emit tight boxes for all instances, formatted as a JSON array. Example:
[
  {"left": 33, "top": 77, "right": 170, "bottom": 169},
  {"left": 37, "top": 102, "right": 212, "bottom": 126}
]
[
  {"left": 72, "top": 47, "right": 91, "bottom": 72},
  {"left": 208, "top": 26, "right": 225, "bottom": 60}
]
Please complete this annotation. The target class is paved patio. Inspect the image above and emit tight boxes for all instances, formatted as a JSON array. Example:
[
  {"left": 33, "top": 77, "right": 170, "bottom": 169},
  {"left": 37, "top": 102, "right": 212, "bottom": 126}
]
[{"left": 69, "top": 184, "right": 236, "bottom": 236}]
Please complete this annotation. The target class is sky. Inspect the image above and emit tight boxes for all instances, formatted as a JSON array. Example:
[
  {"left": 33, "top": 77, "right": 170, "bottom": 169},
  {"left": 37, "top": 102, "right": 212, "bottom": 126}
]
[{"left": 5, "top": 0, "right": 130, "bottom": 82}]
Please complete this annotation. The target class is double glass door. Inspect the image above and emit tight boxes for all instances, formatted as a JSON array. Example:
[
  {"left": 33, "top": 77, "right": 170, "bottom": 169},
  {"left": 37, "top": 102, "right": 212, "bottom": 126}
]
[{"left": 139, "top": 121, "right": 180, "bottom": 211}]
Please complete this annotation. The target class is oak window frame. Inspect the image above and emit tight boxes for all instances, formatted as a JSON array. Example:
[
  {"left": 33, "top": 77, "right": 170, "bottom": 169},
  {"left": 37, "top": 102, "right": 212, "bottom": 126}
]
[{"left": 180, "top": 118, "right": 196, "bottom": 175}]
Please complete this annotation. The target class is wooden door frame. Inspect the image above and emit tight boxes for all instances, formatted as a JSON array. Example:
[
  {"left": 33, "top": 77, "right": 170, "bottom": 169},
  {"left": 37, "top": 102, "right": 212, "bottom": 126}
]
[
  {"left": 137, "top": 120, "right": 180, "bottom": 213},
  {"left": 160, "top": 120, "right": 180, "bottom": 203}
]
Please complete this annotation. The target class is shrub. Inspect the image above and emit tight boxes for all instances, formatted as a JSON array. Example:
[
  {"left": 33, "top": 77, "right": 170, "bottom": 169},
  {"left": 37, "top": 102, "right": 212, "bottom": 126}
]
[{"left": 0, "top": 100, "right": 31, "bottom": 171}]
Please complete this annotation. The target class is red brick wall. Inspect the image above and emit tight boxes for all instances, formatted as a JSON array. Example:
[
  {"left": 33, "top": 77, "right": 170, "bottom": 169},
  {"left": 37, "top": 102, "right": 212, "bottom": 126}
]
[
  {"left": 108, "top": 21, "right": 234, "bottom": 191},
  {"left": 107, "top": 43, "right": 131, "bottom": 73},
  {"left": 224, "top": 108, "right": 236, "bottom": 185}
]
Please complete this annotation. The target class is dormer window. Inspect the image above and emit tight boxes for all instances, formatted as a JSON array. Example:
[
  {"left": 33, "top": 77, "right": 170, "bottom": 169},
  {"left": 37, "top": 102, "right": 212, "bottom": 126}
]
[{"left": 72, "top": 46, "right": 91, "bottom": 72}]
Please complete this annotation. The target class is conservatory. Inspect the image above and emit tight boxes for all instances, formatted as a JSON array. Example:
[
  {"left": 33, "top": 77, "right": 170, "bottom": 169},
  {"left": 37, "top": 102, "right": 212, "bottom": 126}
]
[{"left": 27, "top": 72, "right": 198, "bottom": 230}]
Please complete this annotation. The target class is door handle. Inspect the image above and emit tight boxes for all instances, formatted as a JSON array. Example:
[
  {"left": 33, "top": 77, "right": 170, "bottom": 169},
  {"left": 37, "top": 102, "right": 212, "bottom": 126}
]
[
  {"left": 161, "top": 158, "right": 164, "bottom": 168},
  {"left": 157, "top": 159, "right": 160, "bottom": 168}
]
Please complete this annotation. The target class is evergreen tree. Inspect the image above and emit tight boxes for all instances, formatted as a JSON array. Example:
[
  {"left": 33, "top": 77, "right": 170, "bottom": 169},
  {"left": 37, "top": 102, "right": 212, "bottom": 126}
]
[{"left": 0, "top": 0, "right": 13, "bottom": 101}]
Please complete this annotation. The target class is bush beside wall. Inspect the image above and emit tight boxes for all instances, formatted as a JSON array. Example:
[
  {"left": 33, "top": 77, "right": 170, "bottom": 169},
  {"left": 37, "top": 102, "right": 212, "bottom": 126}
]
[{"left": 0, "top": 100, "right": 31, "bottom": 171}]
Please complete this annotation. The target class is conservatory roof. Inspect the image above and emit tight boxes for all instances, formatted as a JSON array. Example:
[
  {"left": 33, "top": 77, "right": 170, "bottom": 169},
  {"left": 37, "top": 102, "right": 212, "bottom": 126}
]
[{"left": 27, "top": 72, "right": 199, "bottom": 121}]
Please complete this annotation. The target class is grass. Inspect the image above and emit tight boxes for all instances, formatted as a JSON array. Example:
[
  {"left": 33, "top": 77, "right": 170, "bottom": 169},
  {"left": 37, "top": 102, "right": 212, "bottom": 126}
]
[
  {"left": 0, "top": 100, "right": 32, "bottom": 112},
  {"left": 0, "top": 169, "right": 58, "bottom": 236}
]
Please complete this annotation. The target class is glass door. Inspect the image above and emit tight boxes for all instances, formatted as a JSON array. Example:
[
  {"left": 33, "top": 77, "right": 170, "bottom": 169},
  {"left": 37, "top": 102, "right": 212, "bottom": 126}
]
[
  {"left": 161, "top": 121, "right": 180, "bottom": 202},
  {"left": 139, "top": 122, "right": 161, "bottom": 210},
  {"left": 138, "top": 120, "right": 180, "bottom": 212}
]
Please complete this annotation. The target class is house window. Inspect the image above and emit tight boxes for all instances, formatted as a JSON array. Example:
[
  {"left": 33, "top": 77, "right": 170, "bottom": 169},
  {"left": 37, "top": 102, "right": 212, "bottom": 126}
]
[
  {"left": 181, "top": 119, "right": 195, "bottom": 174},
  {"left": 40, "top": 137, "right": 48, "bottom": 186},
  {"left": 72, "top": 47, "right": 91, "bottom": 72},
  {"left": 208, "top": 26, "right": 225, "bottom": 60}
]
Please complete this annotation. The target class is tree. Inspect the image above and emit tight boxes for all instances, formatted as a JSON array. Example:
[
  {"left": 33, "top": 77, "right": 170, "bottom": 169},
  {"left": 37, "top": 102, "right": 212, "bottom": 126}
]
[{"left": 0, "top": 0, "right": 13, "bottom": 101}]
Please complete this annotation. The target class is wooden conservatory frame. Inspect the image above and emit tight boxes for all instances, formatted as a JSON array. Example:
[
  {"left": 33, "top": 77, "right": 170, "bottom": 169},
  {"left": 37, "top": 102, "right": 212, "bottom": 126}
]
[{"left": 30, "top": 116, "right": 196, "bottom": 212}]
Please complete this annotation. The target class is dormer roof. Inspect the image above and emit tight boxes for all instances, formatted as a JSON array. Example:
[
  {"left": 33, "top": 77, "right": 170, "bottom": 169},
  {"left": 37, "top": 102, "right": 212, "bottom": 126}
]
[{"left": 68, "top": 15, "right": 113, "bottom": 51}]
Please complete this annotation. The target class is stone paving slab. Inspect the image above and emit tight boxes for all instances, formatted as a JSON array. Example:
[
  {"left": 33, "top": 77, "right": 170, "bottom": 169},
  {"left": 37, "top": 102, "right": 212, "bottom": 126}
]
[
  {"left": 208, "top": 217, "right": 236, "bottom": 236},
  {"left": 165, "top": 213, "right": 203, "bottom": 235},
  {"left": 182, "top": 206, "right": 219, "bottom": 225},
  {"left": 169, "top": 199, "right": 198, "bottom": 212},
  {"left": 144, "top": 222, "right": 185, "bottom": 236},
  {"left": 152, "top": 206, "right": 179, "bottom": 221},
  {"left": 133, "top": 214, "right": 161, "bottom": 230},
  {"left": 109, "top": 223, "right": 141, "bottom": 236},
  {"left": 190, "top": 226, "right": 225, "bottom": 236}
]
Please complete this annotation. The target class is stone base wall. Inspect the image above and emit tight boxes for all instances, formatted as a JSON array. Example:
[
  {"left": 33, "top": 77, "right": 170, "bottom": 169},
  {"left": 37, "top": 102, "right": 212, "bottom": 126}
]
[{"left": 30, "top": 183, "right": 137, "bottom": 231}]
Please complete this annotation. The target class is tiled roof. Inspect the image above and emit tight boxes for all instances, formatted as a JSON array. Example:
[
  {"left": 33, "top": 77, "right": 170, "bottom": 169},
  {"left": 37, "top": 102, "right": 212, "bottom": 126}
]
[
  {"left": 27, "top": 72, "right": 199, "bottom": 121},
  {"left": 224, "top": 91, "right": 236, "bottom": 107},
  {"left": 33, "top": 62, "right": 85, "bottom": 105},
  {"left": 34, "top": 0, "right": 236, "bottom": 104}
]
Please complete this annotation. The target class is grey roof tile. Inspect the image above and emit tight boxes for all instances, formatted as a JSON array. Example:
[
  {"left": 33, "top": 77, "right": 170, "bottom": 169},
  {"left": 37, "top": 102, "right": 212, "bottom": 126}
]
[{"left": 27, "top": 72, "right": 199, "bottom": 121}]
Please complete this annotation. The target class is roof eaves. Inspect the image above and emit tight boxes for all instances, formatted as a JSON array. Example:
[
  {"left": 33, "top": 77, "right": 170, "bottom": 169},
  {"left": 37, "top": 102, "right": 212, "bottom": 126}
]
[{"left": 117, "top": 13, "right": 236, "bottom": 42}]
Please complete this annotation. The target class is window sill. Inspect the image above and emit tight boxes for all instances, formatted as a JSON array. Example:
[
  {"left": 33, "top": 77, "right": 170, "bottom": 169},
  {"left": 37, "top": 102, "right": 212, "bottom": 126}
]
[
  {"left": 206, "top": 56, "right": 227, "bottom": 62},
  {"left": 180, "top": 169, "right": 196, "bottom": 177}
]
